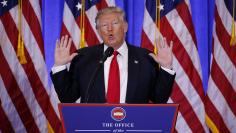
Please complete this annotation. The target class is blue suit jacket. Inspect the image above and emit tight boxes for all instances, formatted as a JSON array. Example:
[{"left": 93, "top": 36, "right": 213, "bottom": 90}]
[{"left": 51, "top": 44, "right": 175, "bottom": 103}]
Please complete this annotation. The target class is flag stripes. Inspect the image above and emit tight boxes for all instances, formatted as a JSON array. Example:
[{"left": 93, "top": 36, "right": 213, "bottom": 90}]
[
  {"left": 9, "top": 6, "right": 50, "bottom": 95},
  {"left": 82, "top": 15, "right": 100, "bottom": 45},
  {"left": 60, "top": 24, "right": 78, "bottom": 53},
  {"left": 2, "top": 10, "right": 60, "bottom": 132},
  {"left": 170, "top": 82, "right": 205, "bottom": 132},
  {"left": 206, "top": 0, "right": 236, "bottom": 132},
  {"left": 163, "top": 14, "right": 203, "bottom": 83},
  {"left": 211, "top": 58, "right": 236, "bottom": 115},
  {"left": 215, "top": 11, "right": 236, "bottom": 66},
  {"left": 175, "top": 2, "right": 197, "bottom": 45},
  {"left": 0, "top": 0, "right": 62, "bottom": 132},
  {"left": 0, "top": 49, "right": 41, "bottom": 132},
  {"left": 141, "top": 0, "right": 208, "bottom": 132},
  {"left": 61, "top": 0, "right": 115, "bottom": 49},
  {"left": 205, "top": 95, "right": 230, "bottom": 132},
  {"left": 21, "top": 0, "right": 44, "bottom": 55},
  {"left": 85, "top": 6, "right": 102, "bottom": 43},
  {"left": 141, "top": 7, "right": 157, "bottom": 51},
  {"left": 0, "top": 91, "right": 16, "bottom": 133},
  {"left": 0, "top": 77, "right": 27, "bottom": 133},
  {"left": 0, "top": 112, "right": 14, "bottom": 133}
]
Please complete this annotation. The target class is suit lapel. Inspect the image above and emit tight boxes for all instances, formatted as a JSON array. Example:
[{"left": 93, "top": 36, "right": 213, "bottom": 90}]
[
  {"left": 88, "top": 44, "right": 106, "bottom": 103},
  {"left": 126, "top": 46, "right": 140, "bottom": 103}
]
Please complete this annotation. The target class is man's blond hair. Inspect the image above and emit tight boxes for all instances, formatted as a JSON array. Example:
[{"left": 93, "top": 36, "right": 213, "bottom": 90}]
[{"left": 95, "top": 6, "right": 126, "bottom": 29}]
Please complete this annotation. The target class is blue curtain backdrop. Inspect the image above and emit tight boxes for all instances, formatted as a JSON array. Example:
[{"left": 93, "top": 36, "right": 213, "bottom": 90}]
[{"left": 42, "top": 0, "right": 215, "bottom": 92}]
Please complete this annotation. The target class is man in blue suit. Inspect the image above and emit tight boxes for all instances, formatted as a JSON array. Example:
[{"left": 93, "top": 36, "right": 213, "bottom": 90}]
[{"left": 51, "top": 7, "right": 175, "bottom": 103}]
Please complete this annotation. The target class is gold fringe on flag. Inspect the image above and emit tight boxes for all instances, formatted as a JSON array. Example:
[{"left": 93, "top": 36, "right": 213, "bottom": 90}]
[
  {"left": 47, "top": 122, "right": 54, "bottom": 133},
  {"left": 205, "top": 114, "right": 219, "bottom": 133},
  {"left": 80, "top": 0, "right": 86, "bottom": 48},
  {"left": 154, "top": 0, "right": 161, "bottom": 54},
  {"left": 17, "top": 0, "right": 27, "bottom": 64},
  {"left": 230, "top": 0, "right": 236, "bottom": 46}
]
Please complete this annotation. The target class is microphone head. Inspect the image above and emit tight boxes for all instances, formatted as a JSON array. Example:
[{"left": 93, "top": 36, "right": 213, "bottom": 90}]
[
  {"left": 100, "top": 47, "right": 114, "bottom": 63},
  {"left": 105, "top": 47, "right": 114, "bottom": 57}
]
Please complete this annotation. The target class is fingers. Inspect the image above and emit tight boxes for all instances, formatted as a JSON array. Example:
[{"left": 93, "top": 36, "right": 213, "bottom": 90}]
[
  {"left": 156, "top": 37, "right": 161, "bottom": 50},
  {"left": 61, "top": 35, "right": 68, "bottom": 47},
  {"left": 163, "top": 38, "right": 167, "bottom": 48},
  {"left": 156, "top": 37, "right": 174, "bottom": 49},
  {"left": 67, "top": 38, "right": 73, "bottom": 50},
  {"left": 57, "top": 35, "right": 72, "bottom": 48},
  {"left": 170, "top": 41, "right": 173, "bottom": 51},
  {"left": 59, "top": 36, "right": 64, "bottom": 47},
  {"left": 56, "top": 39, "right": 60, "bottom": 49},
  {"left": 160, "top": 37, "right": 167, "bottom": 48},
  {"left": 156, "top": 37, "right": 167, "bottom": 49}
]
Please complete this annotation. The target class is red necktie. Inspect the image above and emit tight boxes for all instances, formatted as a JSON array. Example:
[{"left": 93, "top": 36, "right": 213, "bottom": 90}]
[{"left": 107, "top": 51, "right": 120, "bottom": 103}]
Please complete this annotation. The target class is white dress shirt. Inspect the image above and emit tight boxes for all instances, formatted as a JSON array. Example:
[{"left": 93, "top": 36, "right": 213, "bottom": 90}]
[{"left": 104, "top": 42, "right": 128, "bottom": 103}]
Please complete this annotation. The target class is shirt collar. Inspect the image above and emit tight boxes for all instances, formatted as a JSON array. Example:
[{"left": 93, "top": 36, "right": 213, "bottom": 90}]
[{"left": 104, "top": 42, "right": 128, "bottom": 57}]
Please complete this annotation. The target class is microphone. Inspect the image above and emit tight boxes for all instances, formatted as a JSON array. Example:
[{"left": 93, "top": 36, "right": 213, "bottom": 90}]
[
  {"left": 84, "top": 47, "right": 114, "bottom": 103},
  {"left": 100, "top": 47, "right": 114, "bottom": 63}
]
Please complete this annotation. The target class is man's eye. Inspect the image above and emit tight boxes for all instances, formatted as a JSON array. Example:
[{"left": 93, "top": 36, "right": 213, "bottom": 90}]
[
  {"left": 112, "top": 21, "right": 119, "bottom": 25},
  {"left": 101, "top": 24, "right": 108, "bottom": 27}
]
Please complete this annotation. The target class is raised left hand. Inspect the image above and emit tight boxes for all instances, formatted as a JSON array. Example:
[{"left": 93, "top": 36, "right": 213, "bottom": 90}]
[{"left": 149, "top": 37, "right": 173, "bottom": 69}]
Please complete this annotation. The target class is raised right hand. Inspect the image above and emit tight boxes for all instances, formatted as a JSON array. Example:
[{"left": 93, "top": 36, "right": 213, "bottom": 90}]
[{"left": 54, "top": 35, "right": 78, "bottom": 66}]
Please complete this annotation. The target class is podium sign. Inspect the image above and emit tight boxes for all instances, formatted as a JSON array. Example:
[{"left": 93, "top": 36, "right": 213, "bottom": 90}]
[{"left": 59, "top": 104, "right": 178, "bottom": 133}]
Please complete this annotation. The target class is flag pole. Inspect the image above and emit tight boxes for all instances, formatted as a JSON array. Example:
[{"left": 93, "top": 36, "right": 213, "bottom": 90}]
[
  {"left": 155, "top": 0, "right": 161, "bottom": 54},
  {"left": 80, "top": 0, "right": 86, "bottom": 48},
  {"left": 230, "top": 0, "right": 236, "bottom": 46}
]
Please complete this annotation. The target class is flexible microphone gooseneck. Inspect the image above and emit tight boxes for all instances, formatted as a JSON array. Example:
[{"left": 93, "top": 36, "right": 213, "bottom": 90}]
[
  {"left": 84, "top": 47, "right": 114, "bottom": 103},
  {"left": 100, "top": 47, "right": 114, "bottom": 63}
]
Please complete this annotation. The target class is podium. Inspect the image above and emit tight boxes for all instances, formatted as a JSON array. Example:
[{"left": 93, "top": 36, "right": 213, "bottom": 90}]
[{"left": 59, "top": 104, "right": 178, "bottom": 133}]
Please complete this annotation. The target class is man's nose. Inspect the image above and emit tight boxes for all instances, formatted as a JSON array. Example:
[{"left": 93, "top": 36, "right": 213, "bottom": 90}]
[{"left": 107, "top": 23, "right": 113, "bottom": 31}]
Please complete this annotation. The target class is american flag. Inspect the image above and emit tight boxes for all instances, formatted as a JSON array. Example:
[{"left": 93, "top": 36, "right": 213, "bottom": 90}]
[
  {"left": 61, "top": 0, "right": 116, "bottom": 50},
  {"left": 0, "top": 0, "right": 62, "bottom": 132},
  {"left": 205, "top": 0, "right": 236, "bottom": 132},
  {"left": 141, "top": 0, "right": 208, "bottom": 132}
]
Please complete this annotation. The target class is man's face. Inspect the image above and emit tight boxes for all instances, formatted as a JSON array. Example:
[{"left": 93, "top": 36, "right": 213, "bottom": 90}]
[{"left": 97, "top": 13, "right": 128, "bottom": 50}]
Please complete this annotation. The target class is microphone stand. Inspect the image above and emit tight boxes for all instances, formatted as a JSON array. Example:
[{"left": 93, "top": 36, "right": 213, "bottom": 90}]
[
  {"left": 84, "top": 47, "right": 114, "bottom": 103},
  {"left": 84, "top": 61, "right": 103, "bottom": 103}
]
